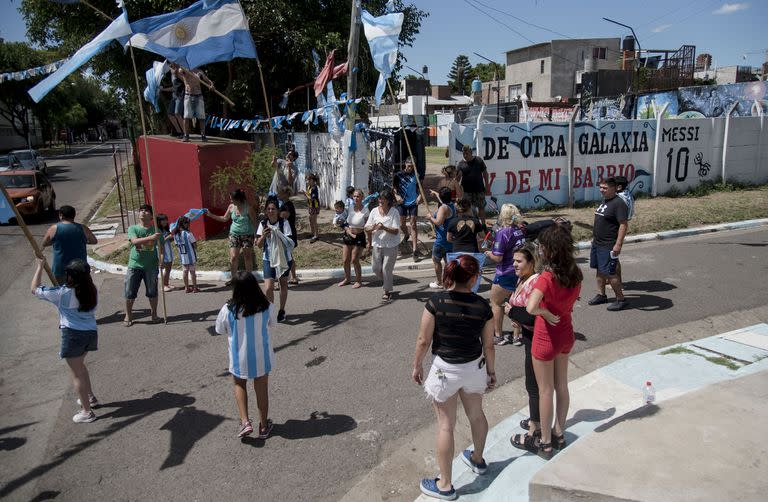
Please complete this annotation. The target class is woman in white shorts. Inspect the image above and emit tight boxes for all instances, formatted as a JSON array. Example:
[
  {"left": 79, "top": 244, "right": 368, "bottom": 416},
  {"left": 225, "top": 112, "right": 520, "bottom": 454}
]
[{"left": 412, "top": 255, "right": 496, "bottom": 500}]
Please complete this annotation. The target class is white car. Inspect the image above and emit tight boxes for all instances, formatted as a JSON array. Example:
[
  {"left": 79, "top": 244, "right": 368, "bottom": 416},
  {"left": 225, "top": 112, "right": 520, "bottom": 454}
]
[{"left": 10, "top": 149, "right": 47, "bottom": 174}]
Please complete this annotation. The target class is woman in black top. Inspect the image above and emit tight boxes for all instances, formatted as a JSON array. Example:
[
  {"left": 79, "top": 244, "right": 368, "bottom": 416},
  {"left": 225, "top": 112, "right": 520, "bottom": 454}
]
[
  {"left": 447, "top": 197, "right": 486, "bottom": 253},
  {"left": 412, "top": 255, "right": 496, "bottom": 500}
]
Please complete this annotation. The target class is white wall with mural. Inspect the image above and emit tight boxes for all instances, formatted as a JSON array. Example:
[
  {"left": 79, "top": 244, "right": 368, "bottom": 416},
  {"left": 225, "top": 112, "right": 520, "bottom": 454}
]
[
  {"left": 450, "top": 114, "right": 767, "bottom": 209},
  {"left": 302, "top": 131, "right": 369, "bottom": 208}
]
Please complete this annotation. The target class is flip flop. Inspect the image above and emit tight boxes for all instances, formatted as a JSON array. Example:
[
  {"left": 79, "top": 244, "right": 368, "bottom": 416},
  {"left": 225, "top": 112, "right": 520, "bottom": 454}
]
[
  {"left": 123, "top": 320, "right": 133, "bottom": 327},
  {"left": 352, "top": 282, "right": 362, "bottom": 289},
  {"left": 287, "top": 279, "right": 299, "bottom": 285}
]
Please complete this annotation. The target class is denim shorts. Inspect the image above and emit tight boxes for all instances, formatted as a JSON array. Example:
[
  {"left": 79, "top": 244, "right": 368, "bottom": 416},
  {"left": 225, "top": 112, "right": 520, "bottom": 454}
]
[
  {"left": 590, "top": 244, "right": 619, "bottom": 276},
  {"left": 183, "top": 94, "right": 205, "bottom": 119},
  {"left": 493, "top": 273, "right": 518, "bottom": 291},
  {"left": 124, "top": 267, "right": 159, "bottom": 299},
  {"left": 60, "top": 327, "right": 98, "bottom": 358},
  {"left": 263, "top": 259, "right": 293, "bottom": 280},
  {"left": 432, "top": 243, "right": 452, "bottom": 261}
]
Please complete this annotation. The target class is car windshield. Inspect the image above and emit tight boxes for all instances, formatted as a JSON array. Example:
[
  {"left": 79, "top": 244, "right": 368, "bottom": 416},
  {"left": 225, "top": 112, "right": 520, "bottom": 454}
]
[
  {"left": 0, "top": 174, "right": 35, "bottom": 188},
  {"left": 12, "top": 151, "right": 33, "bottom": 161}
]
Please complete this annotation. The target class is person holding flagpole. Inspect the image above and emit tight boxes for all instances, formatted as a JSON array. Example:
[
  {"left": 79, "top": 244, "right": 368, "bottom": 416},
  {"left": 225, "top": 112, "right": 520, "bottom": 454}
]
[{"left": 178, "top": 67, "right": 213, "bottom": 142}]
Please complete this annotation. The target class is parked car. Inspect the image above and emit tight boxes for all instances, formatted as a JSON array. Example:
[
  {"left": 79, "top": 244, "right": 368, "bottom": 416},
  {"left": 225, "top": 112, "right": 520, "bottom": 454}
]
[
  {"left": 11, "top": 149, "right": 47, "bottom": 174},
  {"left": 0, "top": 153, "right": 22, "bottom": 172},
  {"left": 0, "top": 170, "right": 56, "bottom": 218}
]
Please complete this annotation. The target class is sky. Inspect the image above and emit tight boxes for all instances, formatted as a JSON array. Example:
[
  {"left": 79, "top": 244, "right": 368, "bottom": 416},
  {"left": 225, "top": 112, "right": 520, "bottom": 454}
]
[{"left": 1, "top": 0, "right": 766, "bottom": 85}]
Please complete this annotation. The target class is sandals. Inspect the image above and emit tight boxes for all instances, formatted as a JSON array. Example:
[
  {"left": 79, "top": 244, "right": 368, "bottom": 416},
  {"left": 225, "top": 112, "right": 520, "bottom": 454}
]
[
  {"left": 536, "top": 439, "right": 554, "bottom": 460},
  {"left": 510, "top": 433, "right": 539, "bottom": 453},
  {"left": 552, "top": 431, "right": 566, "bottom": 450},
  {"left": 381, "top": 292, "right": 392, "bottom": 301},
  {"left": 287, "top": 278, "right": 299, "bottom": 285}
]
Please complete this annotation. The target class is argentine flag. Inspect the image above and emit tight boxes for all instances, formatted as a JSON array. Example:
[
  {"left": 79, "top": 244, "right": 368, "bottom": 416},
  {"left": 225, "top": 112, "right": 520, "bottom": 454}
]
[
  {"left": 143, "top": 61, "right": 169, "bottom": 113},
  {"left": 123, "top": 0, "right": 257, "bottom": 70},
  {"left": 28, "top": 12, "right": 132, "bottom": 103},
  {"left": 361, "top": 8, "right": 404, "bottom": 106}
]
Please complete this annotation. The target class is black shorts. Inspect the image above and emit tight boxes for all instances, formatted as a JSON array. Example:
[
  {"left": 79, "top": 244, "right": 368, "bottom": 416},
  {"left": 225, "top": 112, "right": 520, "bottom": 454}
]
[{"left": 342, "top": 231, "right": 367, "bottom": 247}]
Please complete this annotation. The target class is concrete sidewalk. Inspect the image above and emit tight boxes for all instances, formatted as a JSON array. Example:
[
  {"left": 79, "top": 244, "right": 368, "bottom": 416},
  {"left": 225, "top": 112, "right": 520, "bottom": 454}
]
[{"left": 410, "top": 324, "right": 768, "bottom": 502}]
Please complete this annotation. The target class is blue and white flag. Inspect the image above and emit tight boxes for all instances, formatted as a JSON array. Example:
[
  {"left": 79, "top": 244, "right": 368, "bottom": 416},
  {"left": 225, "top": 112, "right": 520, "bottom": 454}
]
[
  {"left": 28, "top": 12, "right": 132, "bottom": 102},
  {"left": 123, "top": 0, "right": 257, "bottom": 70},
  {"left": 0, "top": 189, "right": 16, "bottom": 224},
  {"left": 143, "top": 60, "right": 169, "bottom": 112},
  {"left": 170, "top": 208, "right": 207, "bottom": 231},
  {"left": 360, "top": 8, "right": 404, "bottom": 106}
]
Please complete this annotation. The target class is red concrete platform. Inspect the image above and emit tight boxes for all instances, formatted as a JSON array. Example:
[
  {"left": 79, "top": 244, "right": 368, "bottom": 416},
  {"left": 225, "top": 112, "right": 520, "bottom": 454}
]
[{"left": 136, "top": 135, "right": 252, "bottom": 239}]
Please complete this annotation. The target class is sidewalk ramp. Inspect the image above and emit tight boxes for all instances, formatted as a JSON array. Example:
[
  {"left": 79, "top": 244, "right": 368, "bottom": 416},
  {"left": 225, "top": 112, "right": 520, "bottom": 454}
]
[{"left": 415, "top": 323, "right": 768, "bottom": 502}]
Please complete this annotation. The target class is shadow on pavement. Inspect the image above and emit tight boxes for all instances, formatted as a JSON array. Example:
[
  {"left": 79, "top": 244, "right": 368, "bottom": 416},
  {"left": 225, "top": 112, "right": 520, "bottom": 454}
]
[
  {"left": 565, "top": 407, "right": 616, "bottom": 429},
  {"left": 0, "top": 392, "right": 201, "bottom": 497},
  {"left": 458, "top": 457, "right": 518, "bottom": 495},
  {"left": 159, "top": 406, "right": 228, "bottom": 470},
  {"left": 29, "top": 490, "right": 60, "bottom": 501},
  {"left": 624, "top": 293, "right": 674, "bottom": 312},
  {"left": 594, "top": 404, "right": 660, "bottom": 433},
  {"left": 623, "top": 280, "right": 678, "bottom": 293},
  {"left": 241, "top": 411, "right": 357, "bottom": 448}
]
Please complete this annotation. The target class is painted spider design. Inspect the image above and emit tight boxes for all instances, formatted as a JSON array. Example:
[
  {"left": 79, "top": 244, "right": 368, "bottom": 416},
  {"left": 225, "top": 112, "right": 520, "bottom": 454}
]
[{"left": 695, "top": 152, "right": 711, "bottom": 177}]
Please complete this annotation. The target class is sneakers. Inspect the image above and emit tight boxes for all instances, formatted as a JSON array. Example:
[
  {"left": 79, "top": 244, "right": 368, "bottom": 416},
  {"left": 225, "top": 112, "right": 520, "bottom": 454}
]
[
  {"left": 182, "top": 134, "right": 190, "bottom": 142},
  {"left": 310, "top": 235, "right": 319, "bottom": 243},
  {"left": 494, "top": 334, "right": 512, "bottom": 346},
  {"left": 429, "top": 282, "right": 443, "bottom": 289},
  {"left": 587, "top": 294, "right": 608, "bottom": 305},
  {"left": 237, "top": 419, "right": 253, "bottom": 438},
  {"left": 257, "top": 419, "right": 273, "bottom": 439},
  {"left": 420, "top": 478, "right": 457, "bottom": 501},
  {"left": 72, "top": 410, "right": 97, "bottom": 423},
  {"left": 512, "top": 336, "right": 523, "bottom": 346},
  {"left": 607, "top": 299, "right": 629, "bottom": 311},
  {"left": 201, "top": 135, "right": 207, "bottom": 142},
  {"left": 460, "top": 449, "right": 488, "bottom": 474},
  {"left": 277, "top": 310, "right": 286, "bottom": 322},
  {"left": 76, "top": 395, "right": 100, "bottom": 408}
]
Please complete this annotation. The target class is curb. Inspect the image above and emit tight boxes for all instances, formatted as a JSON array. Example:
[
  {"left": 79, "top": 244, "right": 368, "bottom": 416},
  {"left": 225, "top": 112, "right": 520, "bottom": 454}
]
[{"left": 88, "top": 218, "right": 768, "bottom": 281}]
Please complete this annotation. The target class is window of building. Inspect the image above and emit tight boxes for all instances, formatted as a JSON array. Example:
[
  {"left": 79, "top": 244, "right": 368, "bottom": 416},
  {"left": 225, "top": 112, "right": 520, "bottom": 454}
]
[
  {"left": 508, "top": 84, "right": 522, "bottom": 100},
  {"left": 592, "top": 47, "right": 606, "bottom": 60},
  {"left": 540, "top": 60, "right": 545, "bottom": 74},
  {"left": 526, "top": 82, "right": 533, "bottom": 98}
]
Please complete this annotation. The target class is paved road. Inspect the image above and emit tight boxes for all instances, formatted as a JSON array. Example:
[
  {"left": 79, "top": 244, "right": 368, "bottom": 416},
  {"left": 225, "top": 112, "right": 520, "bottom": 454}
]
[
  {"left": 0, "top": 224, "right": 766, "bottom": 501},
  {"left": 0, "top": 143, "right": 123, "bottom": 296}
]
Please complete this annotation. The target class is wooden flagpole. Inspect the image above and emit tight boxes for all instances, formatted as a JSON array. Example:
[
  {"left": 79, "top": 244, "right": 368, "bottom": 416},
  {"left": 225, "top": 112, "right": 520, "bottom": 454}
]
[
  {"left": 256, "top": 57, "right": 276, "bottom": 149},
  {"left": 0, "top": 183, "right": 57, "bottom": 284},
  {"left": 80, "top": 0, "right": 168, "bottom": 323},
  {"left": 385, "top": 79, "right": 432, "bottom": 222}
]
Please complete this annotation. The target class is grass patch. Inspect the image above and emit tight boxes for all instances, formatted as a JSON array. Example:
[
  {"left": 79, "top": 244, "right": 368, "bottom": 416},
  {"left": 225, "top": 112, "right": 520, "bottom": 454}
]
[
  {"left": 660, "top": 345, "right": 740, "bottom": 370},
  {"left": 426, "top": 146, "right": 447, "bottom": 167},
  {"left": 660, "top": 346, "right": 695, "bottom": 356}
]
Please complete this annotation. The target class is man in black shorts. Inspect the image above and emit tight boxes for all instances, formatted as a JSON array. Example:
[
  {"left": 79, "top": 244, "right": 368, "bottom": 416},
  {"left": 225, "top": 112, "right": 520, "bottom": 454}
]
[
  {"left": 588, "top": 177, "right": 629, "bottom": 311},
  {"left": 456, "top": 144, "right": 490, "bottom": 222}
]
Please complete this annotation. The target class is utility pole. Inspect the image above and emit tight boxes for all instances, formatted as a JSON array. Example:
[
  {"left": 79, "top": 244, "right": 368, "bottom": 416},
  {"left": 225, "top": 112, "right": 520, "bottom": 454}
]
[{"left": 346, "top": 0, "right": 361, "bottom": 129}]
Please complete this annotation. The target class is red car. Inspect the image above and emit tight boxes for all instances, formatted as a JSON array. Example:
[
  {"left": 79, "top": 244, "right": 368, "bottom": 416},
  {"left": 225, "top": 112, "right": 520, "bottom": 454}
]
[{"left": 0, "top": 170, "right": 56, "bottom": 218}]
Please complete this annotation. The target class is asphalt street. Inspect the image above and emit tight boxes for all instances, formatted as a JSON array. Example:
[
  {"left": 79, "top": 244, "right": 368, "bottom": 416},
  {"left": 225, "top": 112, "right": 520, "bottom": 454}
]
[
  {"left": 0, "top": 220, "right": 766, "bottom": 501},
  {"left": 0, "top": 143, "right": 122, "bottom": 297}
]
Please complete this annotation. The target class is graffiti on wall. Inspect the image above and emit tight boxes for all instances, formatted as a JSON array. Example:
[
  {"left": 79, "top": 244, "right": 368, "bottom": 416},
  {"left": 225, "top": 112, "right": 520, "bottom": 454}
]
[
  {"left": 582, "top": 96, "right": 635, "bottom": 120},
  {"left": 450, "top": 120, "right": 655, "bottom": 208},
  {"left": 635, "top": 81, "right": 768, "bottom": 119}
]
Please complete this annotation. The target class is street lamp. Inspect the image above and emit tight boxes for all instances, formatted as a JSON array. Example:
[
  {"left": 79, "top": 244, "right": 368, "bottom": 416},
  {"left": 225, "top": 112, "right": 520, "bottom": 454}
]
[{"left": 473, "top": 52, "right": 502, "bottom": 122}]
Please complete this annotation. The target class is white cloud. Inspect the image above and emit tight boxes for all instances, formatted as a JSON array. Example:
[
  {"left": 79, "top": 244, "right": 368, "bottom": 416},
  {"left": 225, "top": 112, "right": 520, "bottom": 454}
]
[
  {"left": 713, "top": 3, "right": 750, "bottom": 15},
  {"left": 652, "top": 24, "right": 672, "bottom": 33}
]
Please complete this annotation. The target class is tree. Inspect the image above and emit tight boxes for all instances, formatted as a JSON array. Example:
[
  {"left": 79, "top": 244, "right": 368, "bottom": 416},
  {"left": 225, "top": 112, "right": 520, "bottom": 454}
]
[
  {"left": 0, "top": 41, "right": 49, "bottom": 142},
  {"left": 472, "top": 62, "right": 505, "bottom": 83},
  {"left": 448, "top": 54, "right": 472, "bottom": 95},
  {"left": 20, "top": 0, "right": 428, "bottom": 125}
]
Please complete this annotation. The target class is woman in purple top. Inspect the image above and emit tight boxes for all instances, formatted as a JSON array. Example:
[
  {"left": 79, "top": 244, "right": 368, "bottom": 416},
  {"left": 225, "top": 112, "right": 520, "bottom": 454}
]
[{"left": 484, "top": 204, "right": 526, "bottom": 345}]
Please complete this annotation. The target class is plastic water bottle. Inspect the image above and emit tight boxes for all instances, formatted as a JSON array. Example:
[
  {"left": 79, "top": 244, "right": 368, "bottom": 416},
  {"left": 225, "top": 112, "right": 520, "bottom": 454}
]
[{"left": 643, "top": 381, "right": 656, "bottom": 405}]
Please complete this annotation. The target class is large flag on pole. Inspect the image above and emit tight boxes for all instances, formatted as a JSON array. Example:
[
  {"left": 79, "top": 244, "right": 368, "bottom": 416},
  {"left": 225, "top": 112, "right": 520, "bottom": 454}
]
[
  {"left": 143, "top": 61, "right": 169, "bottom": 112},
  {"left": 28, "top": 11, "right": 132, "bottom": 103},
  {"left": 360, "top": 8, "right": 404, "bottom": 106},
  {"left": 122, "top": 0, "right": 257, "bottom": 69},
  {"left": 0, "top": 189, "right": 15, "bottom": 224}
]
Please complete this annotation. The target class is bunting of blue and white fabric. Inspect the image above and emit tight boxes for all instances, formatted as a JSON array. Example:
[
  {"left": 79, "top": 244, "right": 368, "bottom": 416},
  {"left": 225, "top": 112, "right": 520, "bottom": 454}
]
[
  {"left": 28, "top": 12, "right": 132, "bottom": 102},
  {"left": 0, "top": 189, "right": 16, "bottom": 224},
  {"left": 122, "top": 0, "right": 257, "bottom": 70},
  {"left": 143, "top": 60, "right": 169, "bottom": 112},
  {"left": 0, "top": 60, "right": 66, "bottom": 84},
  {"left": 360, "top": 7, "right": 404, "bottom": 106}
]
